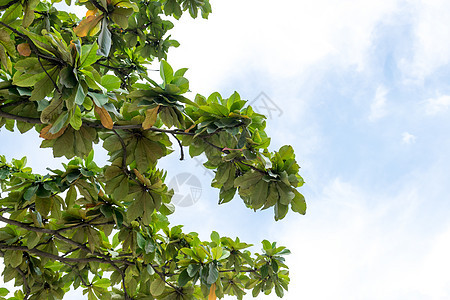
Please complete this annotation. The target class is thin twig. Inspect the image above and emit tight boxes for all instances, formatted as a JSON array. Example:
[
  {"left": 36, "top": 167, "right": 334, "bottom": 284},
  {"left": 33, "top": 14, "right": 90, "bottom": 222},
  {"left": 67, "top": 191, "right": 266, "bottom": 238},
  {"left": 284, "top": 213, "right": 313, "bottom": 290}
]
[
  {"left": 171, "top": 132, "right": 184, "bottom": 160},
  {"left": 112, "top": 129, "right": 129, "bottom": 174},
  {"left": 36, "top": 56, "right": 60, "bottom": 93},
  {"left": 88, "top": 0, "right": 107, "bottom": 14},
  {"left": 15, "top": 267, "right": 31, "bottom": 300}
]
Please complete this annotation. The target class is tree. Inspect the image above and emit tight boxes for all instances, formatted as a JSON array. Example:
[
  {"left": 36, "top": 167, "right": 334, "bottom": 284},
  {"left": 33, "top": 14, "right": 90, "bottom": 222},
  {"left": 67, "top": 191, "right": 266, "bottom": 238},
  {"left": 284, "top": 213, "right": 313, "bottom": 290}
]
[{"left": 0, "top": 0, "right": 306, "bottom": 299}]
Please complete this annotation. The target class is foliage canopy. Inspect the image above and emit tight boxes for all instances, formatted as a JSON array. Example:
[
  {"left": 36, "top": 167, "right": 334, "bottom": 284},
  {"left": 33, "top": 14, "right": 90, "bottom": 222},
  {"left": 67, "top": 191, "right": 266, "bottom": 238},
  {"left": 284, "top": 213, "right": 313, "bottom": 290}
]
[{"left": 0, "top": 0, "right": 306, "bottom": 299}]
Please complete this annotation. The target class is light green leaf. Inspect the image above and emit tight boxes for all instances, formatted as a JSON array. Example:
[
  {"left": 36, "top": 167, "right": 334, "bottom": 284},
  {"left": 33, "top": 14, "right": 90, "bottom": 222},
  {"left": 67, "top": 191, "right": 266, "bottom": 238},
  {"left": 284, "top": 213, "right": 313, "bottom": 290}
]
[
  {"left": 160, "top": 60, "right": 173, "bottom": 86},
  {"left": 80, "top": 43, "right": 100, "bottom": 68},
  {"left": 70, "top": 105, "right": 82, "bottom": 130},
  {"left": 150, "top": 277, "right": 165, "bottom": 297},
  {"left": 291, "top": 190, "right": 306, "bottom": 215},
  {"left": 101, "top": 74, "right": 121, "bottom": 91},
  {"left": 0, "top": 287, "right": 9, "bottom": 297}
]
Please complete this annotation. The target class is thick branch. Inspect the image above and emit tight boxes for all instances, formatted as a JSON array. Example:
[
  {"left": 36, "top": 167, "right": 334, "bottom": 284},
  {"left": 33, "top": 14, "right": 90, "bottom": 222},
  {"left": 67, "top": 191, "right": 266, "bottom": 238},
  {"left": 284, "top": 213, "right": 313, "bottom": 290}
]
[
  {"left": 0, "top": 109, "right": 41, "bottom": 124},
  {"left": 0, "top": 214, "right": 130, "bottom": 271},
  {"left": 0, "top": 243, "right": 119, "bottom": 264}
]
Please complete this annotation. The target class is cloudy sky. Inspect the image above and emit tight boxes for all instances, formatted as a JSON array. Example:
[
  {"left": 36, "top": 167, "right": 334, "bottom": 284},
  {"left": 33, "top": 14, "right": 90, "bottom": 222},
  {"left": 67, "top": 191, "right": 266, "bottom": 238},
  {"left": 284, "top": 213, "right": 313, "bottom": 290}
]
[{"left": 2, "top": 0, "right": 450, "bottom": 299}]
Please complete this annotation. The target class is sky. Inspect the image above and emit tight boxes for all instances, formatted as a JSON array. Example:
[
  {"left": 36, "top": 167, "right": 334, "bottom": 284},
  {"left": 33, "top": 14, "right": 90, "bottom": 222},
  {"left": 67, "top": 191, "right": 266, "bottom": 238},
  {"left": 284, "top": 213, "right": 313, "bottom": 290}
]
[{"left": 2, "top": 0, "right": 450, "bottom": 299}]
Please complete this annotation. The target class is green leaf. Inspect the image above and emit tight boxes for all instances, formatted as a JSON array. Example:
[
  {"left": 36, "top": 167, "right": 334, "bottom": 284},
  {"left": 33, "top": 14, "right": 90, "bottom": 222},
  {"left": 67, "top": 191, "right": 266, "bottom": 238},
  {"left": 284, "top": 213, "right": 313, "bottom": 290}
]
[
  {"left": 127, "top": 198, "right": 143, "bottom": 221},
  {"left": 93, "top": 278, "right": 111, "bottom": 289},
  {"left": 27, "top": 231, "right": 40, "bottom": 249},
  {"left": 8, "top": 250, "right": 22, "bottom": 268},
  {"left": 234, "top": 171, "right": 263, "bottom": 189},
  {"left": 111, "top": 7, "right": 133, "bottom": 29},
  {"left": 101, "top": 74, "right": 121, "bottom": 91},
  {"left": 40, "top": 96, "right": 63, "bottom": 124},
  {"left": 150, "top": 277, "right": 165, "bottom": 297},
  {"left": 80, "top": 43, "right": 100, "bottom": 68},
  {"left": 97, "top": 18, "right": 112, "bottom": 57},
  {"left": 275, "top": 284, "right": 284, "bottom": 298},
  {"left": 59, "top": 67, "right": 77, "bottom": 88},
  {"left": 207, "top": 263, "right": 219, "bottom": 284},
  {"left": 1, "top": 2, "right": 22, "bottom": 24},
  {"left": 160, "top": 60, "right": 173, "bottom": 86},
  {"left": 35, "top": 196, "right": 52, "bottom": 217},
  {"left": 65, "top": 185, "right": 77, "bottom": 207},
  {"left": 210, "top": 231, "right": 220, "bottom": 244},
  {"left": 291, "top": 190, "right": 306, "bottom": 215},
  {"left": 22, "top": 0, "right": 39, "bottom": 28},
  {"left": 0, "top": 288, "right": 9, "bottom": 297},
  {"left": 23, "top": 185, "right": 38, "bottom": 200},
  {"left": 274, "top": 202, "right": 289, "bottom": 221},
  {"left": 49, "top": 111, "right": 69, "bottom": 134},
  {"left": 12, "top": 67, "right": 48, "bottom": 87},
  {"left": 178, "top": 269, "right": 191, "bottom": 287},
  {"left": 88, "top": 92, "right": 108, "bottom": 107},
  {"left": 70, "top": 105, "right": 82, "bottom": 130},
  {"left": 250, "top": 180, "right": 268, "bottom": 210},
  {"left": 0, "top": 29, "right": 16, "bottom": 55},
  {"left": 136, "top": 232, "right": 145, "bottom": 249},
  {"left": 276, "top": 183, "right": 295, "bottom": 205},
  {"left": 75, "top": 83, "right": 87, "bottom": 105}
]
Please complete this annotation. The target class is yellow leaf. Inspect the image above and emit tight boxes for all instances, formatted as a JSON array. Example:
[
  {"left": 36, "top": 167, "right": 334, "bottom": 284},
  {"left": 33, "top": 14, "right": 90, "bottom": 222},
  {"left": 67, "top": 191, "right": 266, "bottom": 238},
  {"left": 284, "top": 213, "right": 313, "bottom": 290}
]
[
  {"left": 86, "top": 9, "right": 97, "bottom": 17},
  {"left": 39, "top": 124, "right": 67, "bottom": 140},
  {"left": 133, "top": 169, "right": 151, "bottom": 187},
  {"left": 74, "top": 14, "right": 104, "bottom": 37},
  {"left": 184, "top": 123, "right": 196, "bottom": 133},
  {"left": 142, "top": 105, "right": 160, "bottom": 130},
  {"left": 94, "top": 105, "right": 114, "bottom": 129},
  {"left": 208, "top": 283, "right": 216, "bottom": 300},
  {"left": 17, "top": 43, "right": 31, "bottom": 56}
]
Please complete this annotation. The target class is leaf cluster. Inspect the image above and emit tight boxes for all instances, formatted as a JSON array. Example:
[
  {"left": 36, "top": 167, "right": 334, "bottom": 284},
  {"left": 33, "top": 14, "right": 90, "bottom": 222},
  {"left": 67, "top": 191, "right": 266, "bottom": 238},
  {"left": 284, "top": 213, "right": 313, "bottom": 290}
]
[{"left": 0, "top": 1, "right": 305, "bottom": 299}]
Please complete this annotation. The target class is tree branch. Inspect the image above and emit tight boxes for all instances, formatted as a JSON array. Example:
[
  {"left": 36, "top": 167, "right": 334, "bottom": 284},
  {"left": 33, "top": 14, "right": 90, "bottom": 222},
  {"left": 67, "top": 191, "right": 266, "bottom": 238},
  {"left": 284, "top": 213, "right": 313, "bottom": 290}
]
[
  {"left": 15, "top": 266, "right": 31, "bottom": 300},
  {"left": 171, "top": 132, "right": 184, "bottom": 160},
  {"left": 0, "top": 109, "right": 41, "bottom": 124},
  {"left": 0, "top": 0, "right": 19, "bottom": 10},
  {"left": 88, "top": 0, "right": 108, "bottom": 14},
  {"left": 0, "top": 215, "right": 131, "bottom": 271},
  {"left": 112, "top": 128, "right": 129, "bottom": 175}
]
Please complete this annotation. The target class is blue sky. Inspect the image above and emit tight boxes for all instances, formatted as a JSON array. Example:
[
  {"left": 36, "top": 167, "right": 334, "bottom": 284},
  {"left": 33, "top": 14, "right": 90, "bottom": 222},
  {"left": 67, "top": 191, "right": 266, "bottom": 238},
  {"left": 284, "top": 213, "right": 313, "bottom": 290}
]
[{"left": 2, "top": 0, "right": 450, "bottom": 299}]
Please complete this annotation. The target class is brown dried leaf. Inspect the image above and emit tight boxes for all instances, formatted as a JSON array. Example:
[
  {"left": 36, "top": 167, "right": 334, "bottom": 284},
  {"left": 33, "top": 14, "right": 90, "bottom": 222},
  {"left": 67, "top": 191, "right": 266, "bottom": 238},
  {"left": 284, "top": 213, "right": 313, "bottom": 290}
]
[
  {"left": 94, "top": 105, "right": 114, "bottom": 129},
  {"left": 74, "top": 14, "right": 104, "bottom": 37},
  {"left": 142, "top": 105, "right": 160, "bottom": 130},
  {"left": 17, "top": 43, "right": 31, "bottom": 56},
  {"left": 39, "top": 124, "right": 67, "bottom": 140}
]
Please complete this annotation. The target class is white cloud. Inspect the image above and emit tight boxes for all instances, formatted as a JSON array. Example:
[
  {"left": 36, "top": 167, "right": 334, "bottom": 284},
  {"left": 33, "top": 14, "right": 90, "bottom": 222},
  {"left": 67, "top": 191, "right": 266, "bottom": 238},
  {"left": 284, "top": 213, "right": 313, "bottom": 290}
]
[
  {"left": 401, "top": 0, "right": 450, "bottom": 81},
  {"left": 402, "top": 132, "right": 416, "bottom": 144},
  {"left": 169, "top": 0, "right": 402, "bottom": 94},
  {"left": 276, "top": 177, "right": 450, "bottom": 299},
  {"left": 369, "top": 85, "right": 389, "bottom": 121},
  {"left": 424, "top": 94, "right": 450, "bottom": 115}
]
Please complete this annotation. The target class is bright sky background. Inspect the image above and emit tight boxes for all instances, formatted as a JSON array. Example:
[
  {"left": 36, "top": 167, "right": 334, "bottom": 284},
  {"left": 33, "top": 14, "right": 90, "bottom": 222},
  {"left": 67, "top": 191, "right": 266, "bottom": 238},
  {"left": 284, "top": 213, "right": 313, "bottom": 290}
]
[{"left": 2, "top": 0, "right": 450, "bottom": 299}]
